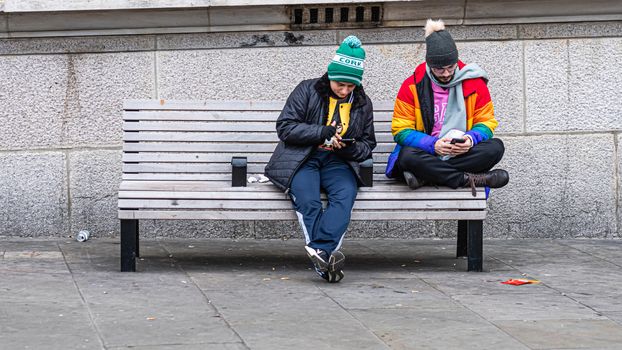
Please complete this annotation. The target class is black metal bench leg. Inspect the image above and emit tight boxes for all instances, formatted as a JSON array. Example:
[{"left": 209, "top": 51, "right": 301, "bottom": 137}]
[
  {"left": 121, "top": 219, "right": 138, "bottom": 272},
  {"left": 467, "top": 220, "right": 483, "bottom": 272},
  {"left": 135, "top": 220, "right": 140, "bottom": 258},
  {"left": 457, "top": 220, "right": 467, "bottom": 258}
]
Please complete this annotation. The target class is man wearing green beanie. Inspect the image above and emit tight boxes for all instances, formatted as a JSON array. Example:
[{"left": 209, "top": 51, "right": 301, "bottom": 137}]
[{"left": 265, "top": 36, "right": 376, "bottom": 283}]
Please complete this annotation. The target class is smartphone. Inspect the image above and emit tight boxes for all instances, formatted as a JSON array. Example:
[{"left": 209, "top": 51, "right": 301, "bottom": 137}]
[
  {"left": 450, "top": 138, "right": 466, "bottom": 144},
  {"left": 340, "top": 138, "right": 356, "bottom": 144}
]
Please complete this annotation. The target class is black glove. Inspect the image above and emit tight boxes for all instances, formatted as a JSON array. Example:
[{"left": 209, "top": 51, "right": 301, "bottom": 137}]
[{"left": 320, "top": 125, "right": 337, "bottom": 140}]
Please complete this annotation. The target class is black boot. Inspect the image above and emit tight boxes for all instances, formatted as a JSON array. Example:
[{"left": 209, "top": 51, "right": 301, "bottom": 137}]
[
  {"left": 403, "top": 171, "right": 426, "bottom": 190},
  {"left": 463, "top": 169, "right": 509, "bottom": 196}
]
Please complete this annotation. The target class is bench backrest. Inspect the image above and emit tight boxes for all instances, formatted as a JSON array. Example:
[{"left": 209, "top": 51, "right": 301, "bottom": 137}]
[{"left": 122, "top": 100, "right": 396, "bottom": 185}]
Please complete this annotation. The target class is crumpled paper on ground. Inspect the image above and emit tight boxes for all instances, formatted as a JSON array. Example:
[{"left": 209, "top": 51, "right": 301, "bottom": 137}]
[{"left": 501, "top": 278, "right": 540, "bottom": 286}]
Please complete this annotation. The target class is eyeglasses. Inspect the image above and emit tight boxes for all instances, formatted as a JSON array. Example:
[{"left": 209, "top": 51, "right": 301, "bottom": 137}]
[{"left": 431, "top": 64, "right": 458, "bottom": 75}]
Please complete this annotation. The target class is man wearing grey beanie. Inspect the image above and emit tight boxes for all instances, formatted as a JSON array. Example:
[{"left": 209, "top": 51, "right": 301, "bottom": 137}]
[{"left": 385, "top": 19, "right": 509, "bottom": 196}]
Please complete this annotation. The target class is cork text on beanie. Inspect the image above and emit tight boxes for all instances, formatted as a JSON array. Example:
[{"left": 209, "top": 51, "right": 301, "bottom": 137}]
[
  {"left": 327, "top": 35, "right": 366, "bottom": 86},
  {"left": 424, "top": 19, "right": 458, "bottom": 68}
]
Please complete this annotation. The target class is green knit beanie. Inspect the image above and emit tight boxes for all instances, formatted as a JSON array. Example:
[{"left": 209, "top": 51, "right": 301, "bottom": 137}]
[{"left": 327, "top": 35, "right": 365, "bottom": 86}]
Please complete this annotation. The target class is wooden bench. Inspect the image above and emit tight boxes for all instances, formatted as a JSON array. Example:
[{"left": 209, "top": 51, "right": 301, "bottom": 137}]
[{"left": 118, "top": 100, "right": 488, "bottom": 272}]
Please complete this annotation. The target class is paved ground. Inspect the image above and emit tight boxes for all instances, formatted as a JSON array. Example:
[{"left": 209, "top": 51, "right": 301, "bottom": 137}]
[{"left": 2, "top": 238, "right": 622, "bottom": 349}]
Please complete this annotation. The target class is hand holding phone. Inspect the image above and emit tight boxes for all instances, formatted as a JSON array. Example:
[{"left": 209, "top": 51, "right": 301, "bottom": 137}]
[
  {"left": 339, "top": 138, "right": 355, "bottom": 145},
  {"left": 450, "top": 137, "right": 466, "bottom": 144}
]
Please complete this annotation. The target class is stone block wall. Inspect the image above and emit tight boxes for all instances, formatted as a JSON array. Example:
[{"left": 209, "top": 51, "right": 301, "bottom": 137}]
[{"left": 0, "top": 21, "right": 620, "bottom": 239}]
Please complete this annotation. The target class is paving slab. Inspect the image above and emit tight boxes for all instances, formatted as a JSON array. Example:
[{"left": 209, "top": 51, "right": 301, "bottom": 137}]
[
  {"left": 419, "top": 271, "right": 550, "bottom": 296},
  {"left": 188, "top": 272, "right": 390, "bottom": 349},
  {"left": 356, "top": 239, "right": 515, "bottom": 272},
  {"left": 317, "top": 277, "right": 453, "bottom": 310},
  {"left": 107, "top": 344, "right": 247, "bottom": 350},
  {"left": 558, "top": 240, "right": 622, "bottom": 266},
  {"left": 1, "top": 241, "right": 69, "bottom": 274},
  {"left": 604, "top": 311, "right": 622, "bottom": 325},
  {"left": 62, "top": 267, "right": 240, "bottom": 347},
  {"left": 0, "top": 300, "right": 102, "bottom": 350},
  {"left": 350, "top": 308, "right": 530, "bottom": 350},
  {"left": 452, "top": 292, "right": 605, "bottom": 321},
  {"left": 494, "top": 319, "right": 622, "bottom": 349}
]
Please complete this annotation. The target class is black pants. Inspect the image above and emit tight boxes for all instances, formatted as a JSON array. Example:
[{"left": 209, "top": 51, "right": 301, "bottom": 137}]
[{"left": 397, "top": 138, "right": 505, "bottom": 188}]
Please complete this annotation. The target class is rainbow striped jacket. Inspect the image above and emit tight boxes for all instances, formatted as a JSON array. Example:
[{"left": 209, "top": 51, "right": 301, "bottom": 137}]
[{"left": 385, "top": 61, "right": 498, "bottom": 178}]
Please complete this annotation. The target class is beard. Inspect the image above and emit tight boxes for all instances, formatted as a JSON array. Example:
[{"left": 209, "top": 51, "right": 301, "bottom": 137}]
[{"left": 433, "top": 73, "right": 454, "bottom": 84}]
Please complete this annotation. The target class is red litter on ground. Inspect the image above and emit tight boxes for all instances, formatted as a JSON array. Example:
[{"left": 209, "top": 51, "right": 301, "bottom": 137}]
[{"left": 501, "top": 278, "right": 540, "bottom": 286}]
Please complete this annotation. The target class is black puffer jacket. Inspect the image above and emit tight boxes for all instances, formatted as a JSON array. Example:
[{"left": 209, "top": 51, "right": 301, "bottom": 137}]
[{"left": 264, "top": 74, "right": 376, "bottom": 191}]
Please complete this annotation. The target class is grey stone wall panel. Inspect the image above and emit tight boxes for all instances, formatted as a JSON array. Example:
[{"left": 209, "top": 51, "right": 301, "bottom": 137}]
[
  {"left": 58, "top": 52, "right": 154, "bottom": 146},
  {"left": 253, "top": 219, "right": 435, "bottom": 240},
  {"left": 362, "top": 44, "right": 425, "bottom": 101},
  {"left": 435, "top": 221, "right": 460, "bottom": 239},
  {"left": 485, "top": 134, "right": 617, "bottom": 238},
  {"left": 339, "top": 28, "right": 425, "bottom": 45},
  {"left": 254, "top": 221, "right": 301, "bottom": 239},
  {"left": 525, "top": 40, "right": 570, "bottom": 132},
  {"left": 0, "top": 52, "right": 153, "bottom": 150},
  {"left": 140, "top": 220, "right": 254, "bottom": 239},
  {"left": 568, "top": 38, "right": 622, "bottom": 131},
  {"left": 157, "top": 30, "right": 337, "bottom": 51},
  {"left": 157, "top": 47, "right": 333, "bottom": 100},
  {"left": 449, "top": 24, "right": 519, "bottom": 41},
  {"left": 526, "top": 38, "right": 622, "bottom": 132},
  {"left": 0, "top": 152, "right": 68, "bottom": 237},
  {"left": 619, "top": 133, "right": 622, "bottom": 238},
  {"left": 456, "top": 41, "right": 524, "bottom": 134},
  {"left": 0, "top": 55, "right": 69, "bottom": 150},
  {"left": 346, "top": 24, "right": 519, "bottom": 45},
  {"left": 69, "top": 150, "right": 121, "bottom": 238},
  {"left": 519, "top": 21, "right": 622, "bottom": 39},
  {"left": 385, "top": 221, "right": 437, "bottom": 239},
  {"left": 0, "top": 35, "right": 156, "bottom": 55}
]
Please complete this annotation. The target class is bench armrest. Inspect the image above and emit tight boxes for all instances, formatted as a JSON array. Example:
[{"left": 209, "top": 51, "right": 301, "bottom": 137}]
[
  {"left": 359, "top": 158, "right": 373, "bottom": 187},
  {"left": 231, "top": 156, "right": 247, "bottom": 187}
]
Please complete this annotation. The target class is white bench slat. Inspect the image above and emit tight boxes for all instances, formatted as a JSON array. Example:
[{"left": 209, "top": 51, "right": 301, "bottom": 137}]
[
  {"left": 124, "top": 110, "right": 394, "bottom": 122},
  {"left": 118, "top": 199, "right": 486, "bottom": 210},
  {"left": 119, "top": 210, "right": 487, "bottom": 221},
  {"left": 122, "top": 173, "right": 231, "bottom": 181},
  {"left": 122, "top": 142, "right": 395, "bottom": 153},
  {"left": 123, "top": 142, "right": 277, "bottom": 153},
  {"left": 124, "top": 111, "right": 281, "bottom": 122},
  {"left": 122, "top": 131, "right": 394, "bottom": 143},
  {"left": 122, "top": 121, "right": 393, "bottom": 133},
  {"left": 123, "top": 132, "right": 279, "bottom": 143},
  {"left": 121, "top": 173, "right": 433, "bottom": 181},
  {"left": 122, "top": 152, "right": 390, "bottom": 164},
  {"left": 118, "top": 181, "right": 483, "bottom": 193},
  {"left": 122, "top": 163, "right": 390, "bottom": 175},
  {"left": 123, "top": 163, "right": 266, "bottom": 174},
  {"left": 122, "top": 153, "right": 273, "bottom": 163},
  {"left": 123, "top": 121, "right": 277, "bottom": 132},
  {"left": 124, "top": 99, "right": 396, "bottom": 112},
  {"left": 124, "top": 100, "right": 284, "bottom": 111},
  {"left": 119, "top": 190, "right": 486, "bottom": 200}
]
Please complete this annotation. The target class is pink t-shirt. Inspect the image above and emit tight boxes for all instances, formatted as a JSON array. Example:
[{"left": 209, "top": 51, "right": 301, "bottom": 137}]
[{"left": 431, "top": 82, "right": 449, "bottom": 137}]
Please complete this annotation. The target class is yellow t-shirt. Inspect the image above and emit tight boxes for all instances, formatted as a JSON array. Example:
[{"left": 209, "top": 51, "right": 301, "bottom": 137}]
[{"left": 326, "top": 97, "right": 352, "bottom": 136}]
